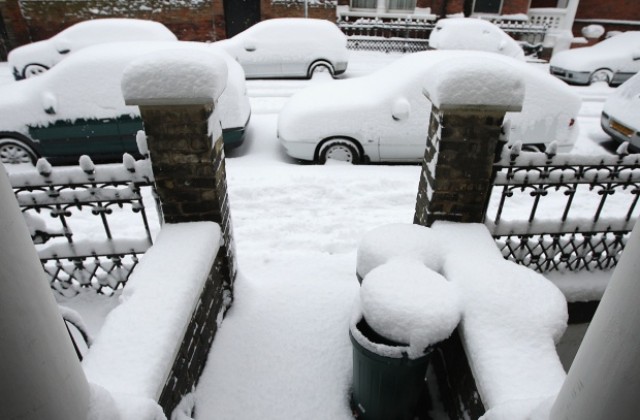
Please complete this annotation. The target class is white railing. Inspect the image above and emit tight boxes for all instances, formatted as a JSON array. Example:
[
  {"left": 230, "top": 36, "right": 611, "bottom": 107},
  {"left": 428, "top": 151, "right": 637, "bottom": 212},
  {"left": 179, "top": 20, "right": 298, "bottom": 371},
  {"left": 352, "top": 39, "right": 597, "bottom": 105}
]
[{"left": 528, "top": 7, "right": 568, "bottom": 31}]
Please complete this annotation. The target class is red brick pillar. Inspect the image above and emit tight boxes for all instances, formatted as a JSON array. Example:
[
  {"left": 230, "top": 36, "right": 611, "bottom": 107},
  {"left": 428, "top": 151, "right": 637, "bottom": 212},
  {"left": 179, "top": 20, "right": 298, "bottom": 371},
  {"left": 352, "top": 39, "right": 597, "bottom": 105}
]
[
  {"left": 414, "top": 57, "right": 525, "bottom": 227},
  {"left": 122, "top": 49, "right": 236, "bottom": 281}
]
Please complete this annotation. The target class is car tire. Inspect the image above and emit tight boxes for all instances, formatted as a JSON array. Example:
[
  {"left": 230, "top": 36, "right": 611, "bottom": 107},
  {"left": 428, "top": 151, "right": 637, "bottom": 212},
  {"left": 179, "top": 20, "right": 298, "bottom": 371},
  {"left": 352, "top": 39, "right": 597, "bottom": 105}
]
[
  {"left": 589, "top": 68, "right": 613, "bottom": 85},
  {"left": 308, "top": 60, "right": 335, "bottom": 79},
  {"left": 318, "top": 139, "right": 360, "bottom": 164},
  {"left": 0, "top": 138, "right": 39, "bottom": 165},
  {"left": 22, "top": 63, "right": 49, "bottom": 79}
]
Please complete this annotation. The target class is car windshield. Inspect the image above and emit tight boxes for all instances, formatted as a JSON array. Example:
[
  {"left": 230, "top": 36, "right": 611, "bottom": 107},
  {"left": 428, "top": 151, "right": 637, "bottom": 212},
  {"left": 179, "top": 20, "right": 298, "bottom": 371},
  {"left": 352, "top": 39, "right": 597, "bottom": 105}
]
[{"left": 594, "top": 32, "right": 640, "bottom": 49}]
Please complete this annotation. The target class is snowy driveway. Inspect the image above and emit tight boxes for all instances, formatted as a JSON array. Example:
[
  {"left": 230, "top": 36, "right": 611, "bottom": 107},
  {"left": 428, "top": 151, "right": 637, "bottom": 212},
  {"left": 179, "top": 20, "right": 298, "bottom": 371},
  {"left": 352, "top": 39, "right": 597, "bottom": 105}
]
[{"left": 0, "top": 52, "right": 618, "bottom": 419}]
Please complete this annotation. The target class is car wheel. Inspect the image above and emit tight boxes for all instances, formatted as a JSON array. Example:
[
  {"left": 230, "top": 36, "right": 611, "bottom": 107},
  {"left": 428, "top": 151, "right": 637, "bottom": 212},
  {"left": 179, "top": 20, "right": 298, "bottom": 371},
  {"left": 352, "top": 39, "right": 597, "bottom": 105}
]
[
  {"left": 0, "top": 139, "right": 38, "bottom": 165},
  {"left": 23, "top": 64, "right": 49, "bottom": 79},
  {"left": 589, "top": 68, "right": 613, "bottom": 85},
  {"left": 308, "top": 61, "right": 335, "bottom": 79},
  {"left": 318, "top": 139, "right": 360, "bottom": 164}
]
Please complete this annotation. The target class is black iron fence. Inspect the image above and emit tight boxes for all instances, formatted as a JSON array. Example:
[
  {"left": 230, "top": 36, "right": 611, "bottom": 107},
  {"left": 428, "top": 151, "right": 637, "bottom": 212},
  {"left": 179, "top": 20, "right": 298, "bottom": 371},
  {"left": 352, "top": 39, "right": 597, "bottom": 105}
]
[
  {"left": 485, "top": 145, "right": 640, "bottom": 272},
  {"left": 9, "top": 155, "right": 157, "bottom": 296}
]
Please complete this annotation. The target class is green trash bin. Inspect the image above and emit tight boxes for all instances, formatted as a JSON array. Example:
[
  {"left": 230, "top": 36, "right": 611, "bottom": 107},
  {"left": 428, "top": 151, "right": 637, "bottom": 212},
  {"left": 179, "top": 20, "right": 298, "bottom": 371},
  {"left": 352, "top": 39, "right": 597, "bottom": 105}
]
[{"left": 350, "top": 317, "right": 433, "bottom": 420}]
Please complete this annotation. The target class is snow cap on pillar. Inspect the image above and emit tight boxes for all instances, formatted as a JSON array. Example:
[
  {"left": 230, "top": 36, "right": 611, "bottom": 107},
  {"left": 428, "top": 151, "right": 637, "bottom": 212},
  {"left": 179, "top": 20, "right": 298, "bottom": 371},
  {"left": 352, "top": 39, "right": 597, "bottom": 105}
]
[
  {"left": 121, "top": 48, "right": 228, "bottom": 106},
  {"left": 422, "top": 57, "right": 525, "bottom": 112}
]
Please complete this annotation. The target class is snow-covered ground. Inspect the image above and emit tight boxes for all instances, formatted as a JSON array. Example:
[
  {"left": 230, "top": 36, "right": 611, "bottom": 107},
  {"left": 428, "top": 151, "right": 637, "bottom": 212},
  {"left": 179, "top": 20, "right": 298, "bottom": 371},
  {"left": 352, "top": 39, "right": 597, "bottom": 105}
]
[{"left": 0, "top": 51, "right": 619, "bottom": 419}]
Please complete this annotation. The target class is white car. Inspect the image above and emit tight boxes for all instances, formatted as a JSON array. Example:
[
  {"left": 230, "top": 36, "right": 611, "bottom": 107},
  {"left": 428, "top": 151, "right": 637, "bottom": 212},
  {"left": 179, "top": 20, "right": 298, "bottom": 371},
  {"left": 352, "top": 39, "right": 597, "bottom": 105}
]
[
  {"left": 8, "top": 18, "right": 177, "bottom": 80},
  {"left": 550, "top": 31, "right": 640, "bottom": 86},
  {"left": 278, "top": 51, "right": 580, "bottom": 164},
  {"left": 428, "top": 18, "right": 525, "bottom": 61},
  {"left": 601, "top": 72, "right": 640, "bottom": 150},
  {"left": 0, "top": 41, "right": 251, "bottom": 165},
  {"left": 215, "top": 18, "right": 349, "bottom": 79}
]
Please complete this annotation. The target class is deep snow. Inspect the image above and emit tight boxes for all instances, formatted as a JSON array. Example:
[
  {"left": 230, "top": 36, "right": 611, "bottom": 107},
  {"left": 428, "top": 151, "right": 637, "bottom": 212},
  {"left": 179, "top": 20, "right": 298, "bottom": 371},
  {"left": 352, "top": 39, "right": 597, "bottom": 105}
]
[{"left": 0, "top": 49, "right": 619, "bottom": 419}]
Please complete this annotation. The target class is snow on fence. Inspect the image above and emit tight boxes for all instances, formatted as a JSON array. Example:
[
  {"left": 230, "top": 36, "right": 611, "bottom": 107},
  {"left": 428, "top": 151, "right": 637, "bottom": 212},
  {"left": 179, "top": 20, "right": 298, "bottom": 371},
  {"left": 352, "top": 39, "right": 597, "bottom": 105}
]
[
  {"left": 9, "top": 155, "right": 156, "bottom": 296},
  {"left": 337, "top": 16, "right": 547, "bottom": 54},
  {"left": 486, "top": 145, "right": 640, "bottom": 272}
]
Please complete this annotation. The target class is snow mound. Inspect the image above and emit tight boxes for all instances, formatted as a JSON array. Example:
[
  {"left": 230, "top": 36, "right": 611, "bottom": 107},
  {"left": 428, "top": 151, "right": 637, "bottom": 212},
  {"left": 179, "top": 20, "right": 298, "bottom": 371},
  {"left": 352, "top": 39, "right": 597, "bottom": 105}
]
[
  {"left": 122, "top": 48, "right": 228, "bottom": 105},
  {"left": 360, "top": 258, "right": 461, "bottom": 357},
  {"left": 422, "top": 57, "right": 525, "bottom": 110}
]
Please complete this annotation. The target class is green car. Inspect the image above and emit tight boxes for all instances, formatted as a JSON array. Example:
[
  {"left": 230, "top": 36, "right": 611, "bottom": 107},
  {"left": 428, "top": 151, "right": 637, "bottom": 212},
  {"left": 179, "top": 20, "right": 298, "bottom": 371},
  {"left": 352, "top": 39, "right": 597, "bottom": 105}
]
[{"left": 0, "top": 41, "right": 251, "bottom": 165}]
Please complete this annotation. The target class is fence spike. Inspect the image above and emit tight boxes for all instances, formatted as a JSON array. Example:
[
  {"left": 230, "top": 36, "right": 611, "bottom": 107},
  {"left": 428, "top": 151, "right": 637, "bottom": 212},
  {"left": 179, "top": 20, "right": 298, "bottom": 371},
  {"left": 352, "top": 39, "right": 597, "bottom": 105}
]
[
  {"left": 78, "top": 156, "right": 95, "bottom": 176},
  {"left": 36, "top": 158, "right": 52, "bottom": 177},
  {"left": 616, "top": 142, "right": 630, "bottom": 157}
]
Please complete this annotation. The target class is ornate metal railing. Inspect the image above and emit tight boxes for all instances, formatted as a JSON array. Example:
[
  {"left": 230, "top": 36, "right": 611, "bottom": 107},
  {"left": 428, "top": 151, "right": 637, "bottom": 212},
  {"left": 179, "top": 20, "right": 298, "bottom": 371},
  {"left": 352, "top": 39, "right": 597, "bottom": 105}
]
[
  {"left": 337, "top": 16, "right": 435, "bottom": 40},
  {"left": 485, "top": 145, "right": 640, "bottom": 272},
  {"left": 486, "top": 18, "right": 548, "bottom": 45},
  {"left": 347, "top": 36, "right": 429, "bottom": 53},
  {"left": 10, "top": 154, "right": 157, "bottom": 296},
  {"left": 338, "top": 16, "right": 547, "bottom": 55}
]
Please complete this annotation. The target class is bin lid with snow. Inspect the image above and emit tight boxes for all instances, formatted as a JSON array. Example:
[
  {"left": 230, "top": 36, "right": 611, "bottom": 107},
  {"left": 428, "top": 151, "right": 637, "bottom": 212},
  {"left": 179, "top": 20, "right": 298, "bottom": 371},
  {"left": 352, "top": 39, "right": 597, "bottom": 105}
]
[{"left": 358, "top": 258, "right": 461, "bottom": 358}]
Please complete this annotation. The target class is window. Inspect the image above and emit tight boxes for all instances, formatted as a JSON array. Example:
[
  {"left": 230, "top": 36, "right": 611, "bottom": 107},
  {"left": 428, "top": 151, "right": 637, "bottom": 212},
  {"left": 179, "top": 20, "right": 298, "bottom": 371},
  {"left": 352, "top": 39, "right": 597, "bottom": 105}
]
[
  {"left": 473, "top": 0, "right": 502, "bottom": 14},
  {"left": 351, "top": 0, "right": 377, "bottom": 9},
  {"left": 387, "top": 0, "right": 416, "bottom": 11}
]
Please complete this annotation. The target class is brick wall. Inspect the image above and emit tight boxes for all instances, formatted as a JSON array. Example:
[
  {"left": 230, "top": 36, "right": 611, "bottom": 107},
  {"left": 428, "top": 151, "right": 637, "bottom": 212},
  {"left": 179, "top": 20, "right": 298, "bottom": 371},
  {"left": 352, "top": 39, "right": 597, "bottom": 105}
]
[
  {"left": 158, "top": 247, "right": 229, "bottom": 416},
  {"left": 576, "top": 0, "right": 640, "bottom": 21},
  {"left": 7, "top": 0, "right": 216, "bottom": 47},
  {"left": 414, "top": 107, "right": 505, "bottom": 227},
  {"left": 260, "top": 0, "right": 338, "bottom": 21},
  {"left": 573, "top": 0, "right": 640, "bottom": 39},
  {"left": 500, "top": 0, "right": 529, "bottom": 15}
]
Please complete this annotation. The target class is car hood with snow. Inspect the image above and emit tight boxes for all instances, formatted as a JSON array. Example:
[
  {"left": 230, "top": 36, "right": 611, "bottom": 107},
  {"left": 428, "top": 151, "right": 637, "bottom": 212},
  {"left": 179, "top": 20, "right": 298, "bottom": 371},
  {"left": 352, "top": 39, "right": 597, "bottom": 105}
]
[
  {"left": 278, "top": 51, "right": 580, "bottom": 163},
  {"left": 550, "top": 32, "right": 640, "bottom": 73},
  {"left": 603, "top": 72, "right": 640, "bottom": 129}
]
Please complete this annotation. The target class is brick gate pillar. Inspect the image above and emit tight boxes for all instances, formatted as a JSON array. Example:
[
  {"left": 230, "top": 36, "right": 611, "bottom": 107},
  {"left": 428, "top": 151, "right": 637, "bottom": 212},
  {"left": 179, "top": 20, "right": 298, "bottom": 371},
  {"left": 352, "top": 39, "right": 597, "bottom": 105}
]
[
  {"left": 122, "top": 49, "right": 236, "bottom": 282},
  {"left": 414, "top": 58, "right": 525, "bottom": 227}
]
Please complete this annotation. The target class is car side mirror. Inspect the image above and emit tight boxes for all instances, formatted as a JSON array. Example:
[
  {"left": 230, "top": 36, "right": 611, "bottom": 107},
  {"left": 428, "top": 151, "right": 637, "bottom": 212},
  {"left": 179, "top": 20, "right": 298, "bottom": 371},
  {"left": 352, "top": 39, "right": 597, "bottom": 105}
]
[
  {"left": 42, "top": 92, "right": 57, "bottom": 115},
  {"left": 54, "top": 38, "right": 71, "bottom": 55},
  {"left": 243, "top": 41, "right": 256, "bottom": 52},
  {"left": 391, "top": 98, "right": 411, "bottom": 121}
]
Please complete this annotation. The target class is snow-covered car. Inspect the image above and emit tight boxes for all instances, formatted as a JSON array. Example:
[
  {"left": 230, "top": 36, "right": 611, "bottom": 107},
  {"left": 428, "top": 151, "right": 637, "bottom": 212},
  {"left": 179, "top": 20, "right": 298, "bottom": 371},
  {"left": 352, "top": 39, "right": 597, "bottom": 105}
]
[
  {"left": 0, "top": 41, "right": 251, "bottom": 165},
  {"left": 428, "top": 18, "right": 525, "bottom": 61},
  {"left": 278, "top": 51, "right": 580, "bottom": 164},
  {"left": 550, "top": 31, "right": 640, "bottom": 86},
  {"left": 215, "top": 18, "right": 349, "bottom": 79},
  {"left": 601, "top": 72, "right": 640, "bottom": 150},
  {"left": 8, "top": 18, "right": 177, "bottom": 80}
]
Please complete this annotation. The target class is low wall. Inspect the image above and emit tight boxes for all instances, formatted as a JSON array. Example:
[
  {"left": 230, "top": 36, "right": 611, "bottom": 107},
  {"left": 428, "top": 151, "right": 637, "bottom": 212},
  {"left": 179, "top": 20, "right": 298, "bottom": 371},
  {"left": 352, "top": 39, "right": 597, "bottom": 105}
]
[{"left": 82, "top": 222, "right": 228, "bottom": 418}]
